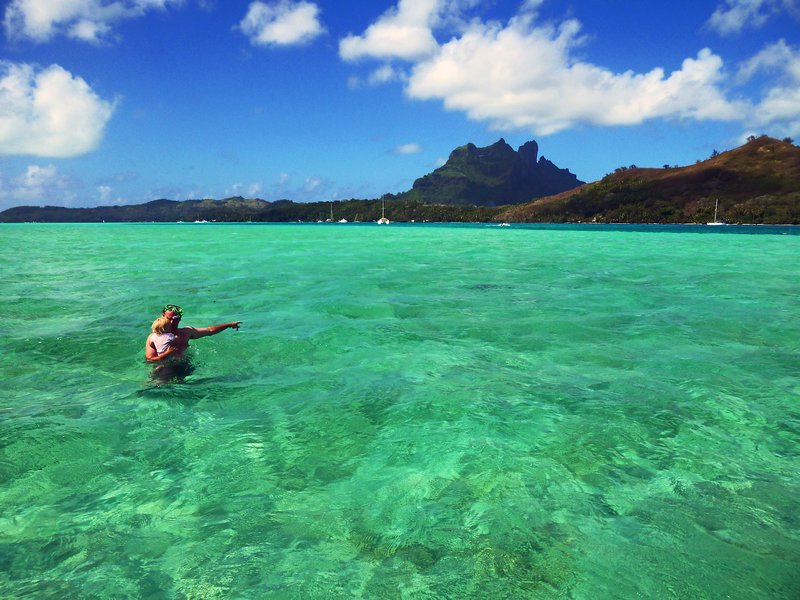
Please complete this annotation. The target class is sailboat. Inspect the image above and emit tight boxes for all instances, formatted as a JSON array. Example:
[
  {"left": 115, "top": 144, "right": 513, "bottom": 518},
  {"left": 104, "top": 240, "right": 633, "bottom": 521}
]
[
  {"left": 707, "top": 198, "right": 724, "bottom": 226},
  {"left": 377, "top": 197, "right": 390, "bottom": 224},
  {"left": 325, "top": 202, "right": 348, "bottom": 223}
]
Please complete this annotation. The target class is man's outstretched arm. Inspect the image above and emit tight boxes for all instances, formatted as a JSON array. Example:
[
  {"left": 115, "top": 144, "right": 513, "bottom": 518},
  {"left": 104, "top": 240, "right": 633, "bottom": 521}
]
[{"left": 187, "top": 322, "right": 242, "bottom": 339}]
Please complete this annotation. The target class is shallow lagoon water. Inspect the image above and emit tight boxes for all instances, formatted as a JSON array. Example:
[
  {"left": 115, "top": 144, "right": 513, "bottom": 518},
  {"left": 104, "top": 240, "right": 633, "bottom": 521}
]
[{"left": 1, "top": 223, "right": 798, "bottom": 599}]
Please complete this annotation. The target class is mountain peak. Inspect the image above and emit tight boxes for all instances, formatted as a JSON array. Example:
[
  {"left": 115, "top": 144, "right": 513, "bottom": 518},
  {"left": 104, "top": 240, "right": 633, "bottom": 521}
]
[
  {"left": 518, "top": 140, "right": 539, "bottom": 166},
  {"left": 401, "top": 139, "right": 583, "bottom": 206}
]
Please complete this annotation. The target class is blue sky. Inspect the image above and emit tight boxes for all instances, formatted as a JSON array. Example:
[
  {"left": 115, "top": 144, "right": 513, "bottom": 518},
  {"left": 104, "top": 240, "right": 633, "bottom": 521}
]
[{"left": 1, "top": 0, "right": 798, "bottom": 210}]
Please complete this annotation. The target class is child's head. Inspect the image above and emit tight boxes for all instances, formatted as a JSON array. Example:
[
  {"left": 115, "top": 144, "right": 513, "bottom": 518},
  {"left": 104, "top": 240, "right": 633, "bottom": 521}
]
[{"left": 151, "top": 316, "right": 172, "bottom": 334}]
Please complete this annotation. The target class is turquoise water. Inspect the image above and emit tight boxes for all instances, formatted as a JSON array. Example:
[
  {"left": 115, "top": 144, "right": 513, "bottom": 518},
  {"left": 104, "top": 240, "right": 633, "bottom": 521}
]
[{"left": 1, "top": 223, "right": 798, "bottom": 599}]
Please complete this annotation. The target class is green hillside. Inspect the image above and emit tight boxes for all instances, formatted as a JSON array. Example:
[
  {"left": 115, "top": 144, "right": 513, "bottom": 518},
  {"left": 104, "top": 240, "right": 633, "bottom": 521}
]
[{"left": 497, "top": 136, "right": 800, "bottom": 224}]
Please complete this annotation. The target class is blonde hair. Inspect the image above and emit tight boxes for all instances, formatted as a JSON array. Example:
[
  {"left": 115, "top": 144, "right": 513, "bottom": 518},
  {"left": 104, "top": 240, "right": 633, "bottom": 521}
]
[{"left": 151, "top": 316, "right": 172, "bottom": 334}]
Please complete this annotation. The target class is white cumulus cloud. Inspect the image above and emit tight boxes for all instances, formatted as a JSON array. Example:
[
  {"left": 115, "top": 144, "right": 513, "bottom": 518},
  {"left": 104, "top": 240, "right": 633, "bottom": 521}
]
[
  {"left": 339, "top": 0, "right": 440, "bottom": 62},
  {"left": 739, "top": 40, "right": 800, "bottom": 136},
  {"left": 708, "top": 0, "right": 773, "bottom": 35},
  {"left": 706, "top": 0, "right": 799, "bottom": 35},
  {"left": 391, "top": 142, "right": 423, "bottom": 155},
  {"left": 339, "top": 2, "right": 800, "bottom": 136},
  {"left": 239, "top": 1, "right": 324, "bottom": 47},
  {"left": 226, "top": 181, "right": 264, "bottom": 197},
  {"left": 304, "top": 176, "right": 321, "bottom": 192},
  {"left": 98, "top": 184, "right": 113, "bottom": 202},
  {"left": 0, "top": 61, "right": 117, "bottom": 157},
  {"left": 347, "top": 64, "right": 406, "bottom": 89},
  {"left": 738, "top": 38, "right": 800, "bottom": 81},
  {"left": 405, "top": 16, "right": 743, "bottom": 135},
  {"left": 0, "top": 164, "right": 79, "bottom": 209},
  {"left": 3, "top": 0, "right": 184, "bottom": 43},
  {"left": 369, "top": 64, "right": 403, "bottom": 85}
]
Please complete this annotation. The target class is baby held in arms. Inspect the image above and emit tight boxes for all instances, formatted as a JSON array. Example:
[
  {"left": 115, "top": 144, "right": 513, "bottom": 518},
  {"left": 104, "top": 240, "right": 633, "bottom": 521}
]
[{"left": 146, "top": 316, "right": 183, "bottom": 361}]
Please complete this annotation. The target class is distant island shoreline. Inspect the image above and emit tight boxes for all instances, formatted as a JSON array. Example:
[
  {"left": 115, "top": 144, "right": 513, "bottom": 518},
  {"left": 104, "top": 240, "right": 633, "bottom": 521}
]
[
  {"left": 3, "top": 219, "right": 798, "bottom": 228},
  {"left": 2, "top": 136, "right": 798, "bottom": 225}
]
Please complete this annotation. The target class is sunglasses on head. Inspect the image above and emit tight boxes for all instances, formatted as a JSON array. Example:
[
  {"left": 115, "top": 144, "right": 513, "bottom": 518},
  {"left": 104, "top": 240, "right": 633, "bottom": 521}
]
[{"left": 162, "top": 304, "right": 183, "bottom": 317}]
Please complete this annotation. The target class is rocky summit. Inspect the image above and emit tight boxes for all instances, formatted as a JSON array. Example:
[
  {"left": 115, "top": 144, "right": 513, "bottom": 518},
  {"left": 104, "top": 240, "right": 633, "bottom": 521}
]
[{"left": 397, "top": 139, "right": 584, "bottom": 206}]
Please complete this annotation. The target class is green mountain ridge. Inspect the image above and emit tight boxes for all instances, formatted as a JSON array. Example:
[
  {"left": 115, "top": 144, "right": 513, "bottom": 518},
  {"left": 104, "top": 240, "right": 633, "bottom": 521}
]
[{"left": 395, "top": 138, "right": 584, "bottom": 206}]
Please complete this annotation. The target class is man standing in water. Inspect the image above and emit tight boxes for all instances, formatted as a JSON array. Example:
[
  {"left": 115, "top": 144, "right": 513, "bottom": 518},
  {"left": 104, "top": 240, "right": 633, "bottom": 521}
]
[{"left": 145, "top": 304, "right": 241, "bottom": 362}]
